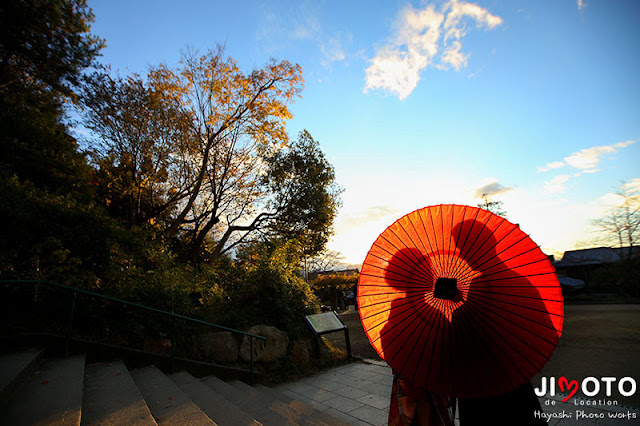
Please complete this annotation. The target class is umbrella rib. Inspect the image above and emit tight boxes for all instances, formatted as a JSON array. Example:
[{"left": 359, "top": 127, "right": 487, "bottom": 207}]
[
  {"left": 467, "top": 258, "right": 546, "bottom": 283},
  {"left": 456, "top": 211, "right": 496, "bottom": 273},
  {"left": 489, "top": 246, "right": 544, "bottom": 268},
  {"left": 377, "top": 234, "right": 436, "bottom": 283},
  {"left": 470, "top": 291, "right": 565, "bottom": 329},
  {"left": 435, "top": 297, "right": 451, "bottom": 391},
  {"left": 417, "top": 208, "right": 438, "bottom": 264},
  {"left": 361, "top": 287, "right": 445, "bottom": 299},
  {"left": 443, "top": 205, "right": 457, "bottom": 277},
  {"left": 373, "top": 297, "right": 432, "bottom": 353},
  {"left": 408, "top": 211, "right": 432, "bottom": 260},
  {"left": 389, "top": 301, "right": 439, "bottom": 371},
  {"left": 452, "top": 216, "right": 510, "bottom": 281},
  {"left": 464, "top": 297, "right": 559, "bottom": 364},
  {"left": 455, "top": 207, "right": 482, "bottom": 274},
  {"left": 453, "top": 209, "right": 480, "bottom": 280},
  {"left": 456, "top": 218, "right": 514, "bottom": 277},
  {"left": 471, "top": 270, "right": 557, "bottom": 286},
  {"left": 448, "top": 205, "right": 471, "bottom": 279},
  {"left": 471, "top": 288, "right": 564, "bottom": 303},
  {"left": 374, "top": 237, "right": 424, "bottom": 275},
  {"left": 411, "top": 296, "right": 449, "bottom": 389},
  {"left": 465, "top": 301, "right": 541, "bottom": 381},
  {"left": 461, "top": 300, "right": 541, "bottom": 388},
  {"left": 363, "top": 292, "right": 426, "bottom": 324},
  {"left": 359, "top": 291, "right": 425, "bottom": 311},
  {"left": 455, "top": 226, "right": 526, "bottom": 284},
  {"left": 395, "top": 218, "right": 437, "bottom": 282},
  {"left": 403, "top": 298, "right": 445, "bottom": 386},
  {"left": 428, "top": 207, "right": 443, "bottom": 274},
  {"left": 439, "top": 205, "right": 453, "bottom": 277},
  {"left": 457, "top": 209, "right": 489, "bottom": 269},
  {"left": 363, "top": 249, "right": 433, "bottom": 284},
  {"left": 359, "top": 269, "right": 431, "bottom": 288}
]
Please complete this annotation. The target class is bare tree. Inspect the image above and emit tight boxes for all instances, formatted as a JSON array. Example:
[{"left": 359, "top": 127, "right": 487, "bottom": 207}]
[
  {"left": 591, "top": 181, "right": 640, "bottom": 260},
  {"left": 310, "top": 250, "right": 345, "bottom": 270},
  {"left": 478, "top": 193, "right": 507, "bottom": 218}
]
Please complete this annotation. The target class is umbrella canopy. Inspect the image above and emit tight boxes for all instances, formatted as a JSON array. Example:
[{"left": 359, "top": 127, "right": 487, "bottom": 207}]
[{"left": 358, "top": 204, "right": 564, "bottom": 398}]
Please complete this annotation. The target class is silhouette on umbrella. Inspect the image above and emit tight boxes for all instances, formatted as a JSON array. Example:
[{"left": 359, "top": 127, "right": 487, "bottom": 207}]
[{"left": 358, "top": 204, "right": 563, "bottom": 398}]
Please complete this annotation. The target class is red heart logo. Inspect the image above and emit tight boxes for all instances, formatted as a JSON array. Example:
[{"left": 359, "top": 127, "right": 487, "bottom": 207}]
[{"left": 558, "top": 376, "right": 579, "bottom": 402}]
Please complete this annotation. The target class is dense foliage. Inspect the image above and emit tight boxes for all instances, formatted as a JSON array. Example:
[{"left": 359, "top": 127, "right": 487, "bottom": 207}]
[{"left": 1, "top": 0, "right": 336, "bottom": 341}]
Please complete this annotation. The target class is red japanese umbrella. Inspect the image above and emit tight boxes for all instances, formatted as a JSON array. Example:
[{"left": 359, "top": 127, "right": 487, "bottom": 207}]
[{"left": 358, "top": 204, "right": 564, "bottom": 398}]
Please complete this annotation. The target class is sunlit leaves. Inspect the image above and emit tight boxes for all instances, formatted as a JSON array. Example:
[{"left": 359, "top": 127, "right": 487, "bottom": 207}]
[{"left": 82, "top": 46, "right": 308, "bottom": 260}]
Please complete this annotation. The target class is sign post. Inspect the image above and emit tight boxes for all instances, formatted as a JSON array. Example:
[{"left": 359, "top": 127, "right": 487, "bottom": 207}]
[{"left": 304, "top": 311, "right": 352, "bottom": 358}]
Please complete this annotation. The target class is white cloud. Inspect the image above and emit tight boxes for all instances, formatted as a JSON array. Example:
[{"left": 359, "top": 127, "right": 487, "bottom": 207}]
[
  {"left": 474, "top": 178, "right": 514, "bottom": 198},
  {"left": 443, "top": 0, "right": 503, "bottom": 41},
  {"left": 538, "top": 140, "right": 635, "bottom": 175},
  {"left": 320, "top": 33, "right": 352, "bottom": 66},
  {"left": 364, "top": 0, "right": 502, "bottom": 99},
  {"left": 341, "top": 205, "right": 401, "bottom": 228},
  {"left": 441, "top": 41, "right": 468, "bottom": 70},
  {"left": 544, "top": 174, "right": 571, "bottom": 194},
  {"left": 564, "top": 140, "right": 635, "bottom": 172},
  {"left": 257, "top": 1, "right": 351, "bottom": 69},
  {"left": 537, "top": 161, "right": 565, "bottom": 172},
  {"left": 364, "top": 4, "right": 444, "bottom": 100}
]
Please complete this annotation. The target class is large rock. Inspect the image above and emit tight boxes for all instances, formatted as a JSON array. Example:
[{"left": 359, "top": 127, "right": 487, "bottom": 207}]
[
  {"left": 198, "top": 331, "right": 238, "bottom": 363},
  {"left": 289, "top": 339, "right": 311, "bottom": 365},
  {"left": 239, "top": 325, "right": 289, "bottom": 363},
  {"left": 143, "top": 337, "right": 172, "bottom": 355}
]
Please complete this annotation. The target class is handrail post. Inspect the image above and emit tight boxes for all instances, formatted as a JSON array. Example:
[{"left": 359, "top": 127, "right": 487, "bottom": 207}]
[
  {"left": 65, "top": 291, "right": 77, "bottom": 356},
  {"left": 170, "top": 321, "right": 176, "bottom": 373},
  {"left": 250, "top": 337, "right": 254, "bottom": 385}
]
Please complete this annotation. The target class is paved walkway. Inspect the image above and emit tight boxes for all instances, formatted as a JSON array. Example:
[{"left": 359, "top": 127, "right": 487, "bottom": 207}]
[
  {"left": 277, "top": 359, "right": 640, "bottom": 425},
  {"left": 277, "top": 359, "right": 393, "bottom": 425}
]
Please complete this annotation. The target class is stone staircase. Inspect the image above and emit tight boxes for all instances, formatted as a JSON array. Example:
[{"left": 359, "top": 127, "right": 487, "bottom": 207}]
[{"left": 0, "top": 349, "right": 351, "bottom": 425}]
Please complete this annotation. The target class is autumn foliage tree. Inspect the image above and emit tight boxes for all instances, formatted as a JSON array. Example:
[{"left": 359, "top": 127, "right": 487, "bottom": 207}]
[
  {"left": 151, "top": 47, "right": 303, "bottom": 252},
  {"left": 82, "top": 72, "right": 193, "bottom": 228},
  {"left": 82, "top": 47, "right": 339, "bottom": 262}
]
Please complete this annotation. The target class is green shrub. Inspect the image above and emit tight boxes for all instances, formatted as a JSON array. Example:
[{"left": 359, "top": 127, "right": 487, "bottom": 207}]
[{"left": 214, "top": 240, "right": 320, "bottom": 339}]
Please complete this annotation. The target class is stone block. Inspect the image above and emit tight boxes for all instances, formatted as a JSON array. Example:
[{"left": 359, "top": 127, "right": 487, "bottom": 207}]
[{"left": 239, "top": 325, "right": 288, "bottom": 363}]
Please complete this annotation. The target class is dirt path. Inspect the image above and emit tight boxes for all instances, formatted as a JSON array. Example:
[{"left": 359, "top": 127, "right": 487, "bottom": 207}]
[{"left": 325, "top": 310, "right": 380, "bottom": 360}]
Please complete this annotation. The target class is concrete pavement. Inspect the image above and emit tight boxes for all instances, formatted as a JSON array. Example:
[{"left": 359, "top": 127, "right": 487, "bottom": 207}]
[
  {"left": 276, "top": 359, "right": 640, "bottom": 425},
  {"left": 277, "top": 359, "right": 393, "bottom": 425}
]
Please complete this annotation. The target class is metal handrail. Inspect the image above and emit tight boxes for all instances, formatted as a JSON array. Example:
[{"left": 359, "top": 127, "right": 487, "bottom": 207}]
[{"left": 1, "top": 279, "right": 266, "bottom": 384}]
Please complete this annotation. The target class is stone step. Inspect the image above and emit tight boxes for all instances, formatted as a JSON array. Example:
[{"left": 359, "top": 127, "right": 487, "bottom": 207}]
[
  {"left": 0, "top": 349, "right": 43, "bottom": 398},
  {"left": 202, "top": 375, "right": 296, "bottom": 425},
  {"left": 170, "top": 371, "right": 261, "bottom": 426},
  {"left": 232, "top": 380, "right": 349, "bottom": 426},
  {"left": 131, "top": 366, "right": 215, "bottom": 425},
  {"left": 254, "top": 383, "right": 351, "bottom": 426},
  {"left": 0, "top": 350, "right": 359, "bottom": 425},
  {"left": 0, "top": 354, "right": 85, "bottom": 426},
  {"left": 82, "top": 361, "right": 157, "bottom": 425}
]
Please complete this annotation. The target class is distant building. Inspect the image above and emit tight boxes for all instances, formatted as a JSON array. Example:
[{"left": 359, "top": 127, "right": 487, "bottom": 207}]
[{"left": 554, "top": 246, "right": 639, "bottom": 284}]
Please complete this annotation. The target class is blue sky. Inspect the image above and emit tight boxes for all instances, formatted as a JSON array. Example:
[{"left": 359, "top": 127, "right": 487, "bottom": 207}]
[{"left": 88, "top": 0, "right": 639, "bottom": 264}]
